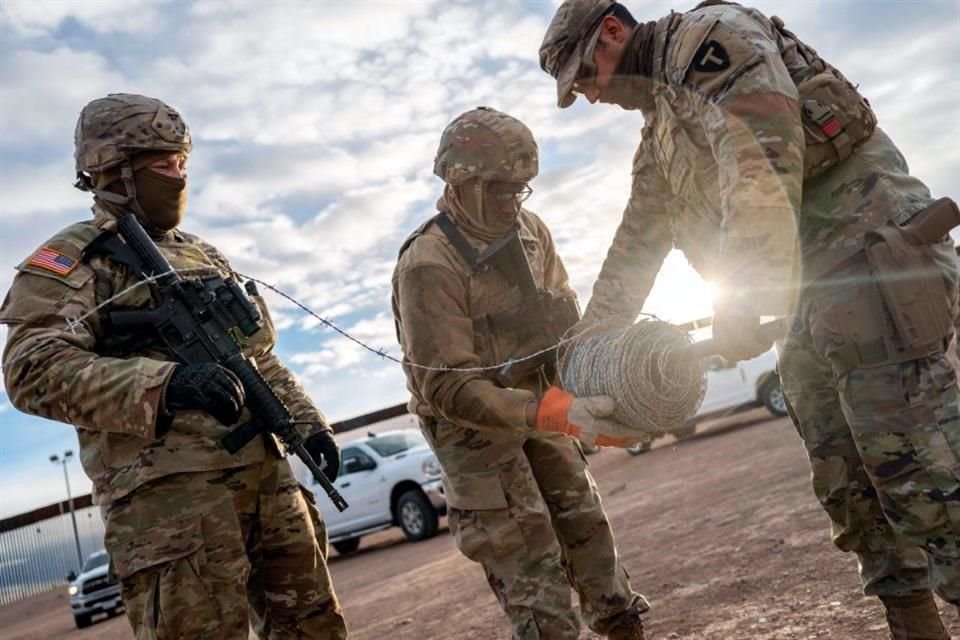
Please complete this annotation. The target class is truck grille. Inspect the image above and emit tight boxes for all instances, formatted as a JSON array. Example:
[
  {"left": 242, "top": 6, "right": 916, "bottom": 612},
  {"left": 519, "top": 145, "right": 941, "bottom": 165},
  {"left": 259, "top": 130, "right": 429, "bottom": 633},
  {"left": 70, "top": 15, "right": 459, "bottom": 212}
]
[{"left": 81, "top": 575, "right": 115, "bottom": 595}]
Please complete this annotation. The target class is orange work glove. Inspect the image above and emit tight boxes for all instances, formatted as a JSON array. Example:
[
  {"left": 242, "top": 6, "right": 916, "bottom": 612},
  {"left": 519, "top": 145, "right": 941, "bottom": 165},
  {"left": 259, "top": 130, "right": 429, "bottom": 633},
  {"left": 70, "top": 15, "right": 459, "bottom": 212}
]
[{"left": 535, "top": 386, "right": 637, "bottom": 448}]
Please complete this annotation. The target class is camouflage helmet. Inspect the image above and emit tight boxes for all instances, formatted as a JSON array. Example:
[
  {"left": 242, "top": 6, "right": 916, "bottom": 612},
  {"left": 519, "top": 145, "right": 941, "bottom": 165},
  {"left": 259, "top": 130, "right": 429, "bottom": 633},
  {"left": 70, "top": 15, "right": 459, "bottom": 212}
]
[
  {"left": 540, "top": 0, "right": 617, "bottom": 108},
  {"left": 74, "top": 93, "right": 192, "bottom": 176},
  {"left": 434, "top": 107, "right": 538, "bottom": 186}
]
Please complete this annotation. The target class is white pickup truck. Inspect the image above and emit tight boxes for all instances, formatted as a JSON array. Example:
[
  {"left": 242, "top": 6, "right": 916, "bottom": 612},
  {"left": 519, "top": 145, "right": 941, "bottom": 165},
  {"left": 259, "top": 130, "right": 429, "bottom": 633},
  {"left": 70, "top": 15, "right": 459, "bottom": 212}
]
[
  {"left": 624, "top": 346, "right": 786, "bottom": 455},
  {"left": 697, "top": 346, "right": 785, "bottom": 420},
  {"left": 67, "top": 549, "right": 122, "bottom": 628},
  {"left": 301, "top": 429, "right": 446, "bottom": 555}
]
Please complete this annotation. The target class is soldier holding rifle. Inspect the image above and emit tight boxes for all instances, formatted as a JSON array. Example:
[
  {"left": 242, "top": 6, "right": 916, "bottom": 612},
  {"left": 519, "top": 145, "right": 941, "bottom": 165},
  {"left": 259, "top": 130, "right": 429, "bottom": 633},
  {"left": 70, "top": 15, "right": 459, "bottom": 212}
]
[{"left": 1, "top": 94, "right": 348, "bottom": 640}]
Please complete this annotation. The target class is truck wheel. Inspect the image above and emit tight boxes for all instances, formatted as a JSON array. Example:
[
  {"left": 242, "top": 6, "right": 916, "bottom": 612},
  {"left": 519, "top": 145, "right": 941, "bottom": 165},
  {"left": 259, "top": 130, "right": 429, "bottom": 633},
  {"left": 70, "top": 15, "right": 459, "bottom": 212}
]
[
  {"left": 74, "top": 613, "right": 92, "bottom": 629},
  {"left": 627, "top": 441, "right": 652, "bottom": 456},
  {"left": 760, "top": 377, "right": 788, "bottom": 417},
  {"left": 672, "top": 420, "right": 697, "bottom": 440},
  {"left": 332, "top": 538, "right": 360, "bottom": 555},
  {"left": 397, "top": 490, "right": 439, "bottom": 542}
]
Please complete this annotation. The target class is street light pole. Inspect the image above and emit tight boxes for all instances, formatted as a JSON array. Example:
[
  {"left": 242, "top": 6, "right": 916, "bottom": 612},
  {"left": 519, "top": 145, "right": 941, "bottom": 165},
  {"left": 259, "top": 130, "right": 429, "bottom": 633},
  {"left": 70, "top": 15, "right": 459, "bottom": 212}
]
[{"left": 50, "top": 451, "right": 83, "bottom": 570}]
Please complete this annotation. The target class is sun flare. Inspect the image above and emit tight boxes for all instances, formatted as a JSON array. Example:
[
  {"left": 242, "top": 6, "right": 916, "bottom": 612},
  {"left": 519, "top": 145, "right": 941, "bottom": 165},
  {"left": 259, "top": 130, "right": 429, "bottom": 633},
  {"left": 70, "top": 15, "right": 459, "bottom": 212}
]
[{"left": 641, "top": 250, "right": 716, "bottom": 325}]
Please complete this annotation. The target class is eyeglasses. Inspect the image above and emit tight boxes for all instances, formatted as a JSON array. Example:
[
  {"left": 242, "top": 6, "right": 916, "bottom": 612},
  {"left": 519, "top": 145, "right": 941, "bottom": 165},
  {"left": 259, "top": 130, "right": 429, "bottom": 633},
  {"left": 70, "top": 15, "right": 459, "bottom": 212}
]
[
  {"left": 570, "top": 10, "right": 608, "bottom": 97},
  {"left": 488, "top": 183, "right": 533, "bottom": 205},
  {"left": 571, "top": 77, "right": 594, "bottom": 97},
  {"left": 572, "top": 58, "right": 599, "bottom": 96}
]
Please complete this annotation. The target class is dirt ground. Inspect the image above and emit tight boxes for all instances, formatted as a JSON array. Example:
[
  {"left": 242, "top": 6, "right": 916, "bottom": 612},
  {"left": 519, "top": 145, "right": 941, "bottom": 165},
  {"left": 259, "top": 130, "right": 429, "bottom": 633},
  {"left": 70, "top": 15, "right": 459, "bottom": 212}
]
[{"left": 3, "top": 409, "right": 958, "bottom": 640}]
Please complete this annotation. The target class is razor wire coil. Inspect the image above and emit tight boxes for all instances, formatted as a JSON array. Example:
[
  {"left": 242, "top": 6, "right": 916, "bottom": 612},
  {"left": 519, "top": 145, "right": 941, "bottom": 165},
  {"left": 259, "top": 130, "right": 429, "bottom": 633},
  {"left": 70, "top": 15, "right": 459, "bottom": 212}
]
[{"left": 560, "top": 319, "right": 707, "bottom": 437}]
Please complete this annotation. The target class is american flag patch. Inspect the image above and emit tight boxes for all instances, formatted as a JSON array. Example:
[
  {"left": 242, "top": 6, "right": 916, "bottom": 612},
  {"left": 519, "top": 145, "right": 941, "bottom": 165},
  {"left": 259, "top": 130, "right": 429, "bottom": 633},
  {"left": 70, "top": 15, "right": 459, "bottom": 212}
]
[{"left": 28, "top": 247, "right": 78, "bottom": 276}]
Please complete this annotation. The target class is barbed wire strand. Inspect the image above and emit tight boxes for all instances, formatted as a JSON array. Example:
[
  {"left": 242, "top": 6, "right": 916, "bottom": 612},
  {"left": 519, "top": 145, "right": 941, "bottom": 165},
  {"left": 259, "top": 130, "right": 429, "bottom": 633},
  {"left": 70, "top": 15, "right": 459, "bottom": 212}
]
[
  {"left": 3, "top": 266, "right": 613, "bottom": 375},
  {"left": 244, "top": 272, "right": 711, "bottom": 437},
  {"left": 3, "top": 266, "right": 710, "bottom": 439},
  {"left": 235, "top": 271, "right": 613, "bottom": 373},
  {"left": 3, "top": 267, "right": 197, "bottom": 370}
]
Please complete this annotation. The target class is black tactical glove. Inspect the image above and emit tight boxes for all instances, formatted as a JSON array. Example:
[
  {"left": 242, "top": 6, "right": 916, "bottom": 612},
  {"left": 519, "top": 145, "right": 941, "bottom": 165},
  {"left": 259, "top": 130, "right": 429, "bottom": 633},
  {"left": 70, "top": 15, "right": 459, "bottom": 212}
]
[
  {"left": 711, "top": 312, "right": 771, "bottom": 363},
  {"left": 304, "top": 430, "right": 340, "bottom": 482},
  {"left": 164, "top": 363, "right": 246, "bottom": 427}
]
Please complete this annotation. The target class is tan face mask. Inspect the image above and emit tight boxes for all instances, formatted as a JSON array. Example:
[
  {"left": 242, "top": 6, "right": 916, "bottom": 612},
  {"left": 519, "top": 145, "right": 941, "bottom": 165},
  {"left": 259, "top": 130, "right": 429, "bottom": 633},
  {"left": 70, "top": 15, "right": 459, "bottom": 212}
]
[
  {"left": 440, "top": 179, "right": 524, "bottom": 242},
  {"left": 133, "top": 169, "right": 188, "bottom": 232}
]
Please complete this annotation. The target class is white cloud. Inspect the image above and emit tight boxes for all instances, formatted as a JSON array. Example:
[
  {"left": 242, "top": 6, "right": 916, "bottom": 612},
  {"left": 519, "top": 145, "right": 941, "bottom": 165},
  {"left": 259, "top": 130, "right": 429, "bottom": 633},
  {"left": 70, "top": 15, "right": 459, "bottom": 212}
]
[
  {"left": 187, "top": 135, "right": 436, "bottom": 222},
  {"left": 0, "top": 0, "right": 170, "bottom": 37},
  {"left": 290, "top": 312, "right": 399, "bottom": 377},
  {"left": 180, "top": 173, "right": 431, "bottom": 345},
  {"left": 2, "top": 160, "right": 86, "bottom": 218},
  {"left": 0, "top": 47, "right": 128, "bottom": 147},
  {"left": 837, "top": 22, "right": 960, "bottom": 199}
]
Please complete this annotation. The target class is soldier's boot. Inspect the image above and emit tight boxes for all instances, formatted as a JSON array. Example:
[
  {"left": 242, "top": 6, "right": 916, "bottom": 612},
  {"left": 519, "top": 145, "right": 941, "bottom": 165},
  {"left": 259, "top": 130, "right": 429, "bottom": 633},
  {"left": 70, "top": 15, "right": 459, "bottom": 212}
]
[
  {"left": 606, "top": 616, "right": 646, "bottom": 640},
  {"left": 879, "top": 591, "right": 950, "bottom": 640}
]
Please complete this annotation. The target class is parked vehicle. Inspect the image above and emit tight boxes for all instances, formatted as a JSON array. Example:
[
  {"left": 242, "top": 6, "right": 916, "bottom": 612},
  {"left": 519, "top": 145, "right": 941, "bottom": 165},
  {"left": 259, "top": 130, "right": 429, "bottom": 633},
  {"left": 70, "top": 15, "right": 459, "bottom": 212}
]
[
  {"left": 304, "top": 430, "right": 446, "bottom": 555},
  {"left": 626, "top": 345, "right": 785, "bottom": 455},
  {"left": 67, "top": 549, "right": 122, "bottom": 629}
]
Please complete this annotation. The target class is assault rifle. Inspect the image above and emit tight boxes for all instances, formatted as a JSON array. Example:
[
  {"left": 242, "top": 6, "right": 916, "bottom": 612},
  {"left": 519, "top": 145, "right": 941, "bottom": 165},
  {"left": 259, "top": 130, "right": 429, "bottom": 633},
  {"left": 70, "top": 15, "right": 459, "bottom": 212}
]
[{"left": 86, "top": 214, "right": 348, "bottom": 511}]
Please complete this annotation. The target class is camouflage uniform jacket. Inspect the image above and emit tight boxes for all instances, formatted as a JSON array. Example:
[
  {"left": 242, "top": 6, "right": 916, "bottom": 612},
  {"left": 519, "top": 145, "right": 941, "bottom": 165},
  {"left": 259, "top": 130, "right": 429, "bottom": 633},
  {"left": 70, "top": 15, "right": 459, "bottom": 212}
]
[
  {"left": 0, "top": 205, "right": 328, "bottom": 503},
  {"left": 583, "top": 1, "right": 933, "bottom": 326},
  {"left": 392, "top": 208, "right": 576, "bottom": 432}
]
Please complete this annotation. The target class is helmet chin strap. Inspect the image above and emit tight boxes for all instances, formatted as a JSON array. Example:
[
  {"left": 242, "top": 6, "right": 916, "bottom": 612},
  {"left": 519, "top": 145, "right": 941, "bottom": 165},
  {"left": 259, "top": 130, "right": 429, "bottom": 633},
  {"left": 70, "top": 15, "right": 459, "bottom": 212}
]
[
  {"left": 81, "top": 159, "right": 148, "bottom": 220},
  {"left": 118, "top": 163, "right": 148, "bottom": 219}
]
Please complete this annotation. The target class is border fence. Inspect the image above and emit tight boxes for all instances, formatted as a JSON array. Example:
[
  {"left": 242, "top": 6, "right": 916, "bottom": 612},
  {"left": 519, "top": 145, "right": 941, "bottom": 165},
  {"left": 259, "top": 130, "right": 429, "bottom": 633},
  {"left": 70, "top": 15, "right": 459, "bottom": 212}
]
[
  {"left": 0, "top": 402, "right": 414, "bottom": 607},
  {"left": 0, "top": 496, "right": 105, "bottom": 606}
]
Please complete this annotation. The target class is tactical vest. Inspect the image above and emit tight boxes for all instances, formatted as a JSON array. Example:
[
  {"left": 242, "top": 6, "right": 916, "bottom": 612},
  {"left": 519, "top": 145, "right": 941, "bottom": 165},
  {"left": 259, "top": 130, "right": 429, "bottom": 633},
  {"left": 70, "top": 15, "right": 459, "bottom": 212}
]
[
  {"left": 397, "top": 213, "right": 580, "bottom": 387},
  {"left": 769, "top": 15, "right": 877, "bottom": 177},
  {"left": 652, "top": 2, "right": 876, "bottom": 184}
]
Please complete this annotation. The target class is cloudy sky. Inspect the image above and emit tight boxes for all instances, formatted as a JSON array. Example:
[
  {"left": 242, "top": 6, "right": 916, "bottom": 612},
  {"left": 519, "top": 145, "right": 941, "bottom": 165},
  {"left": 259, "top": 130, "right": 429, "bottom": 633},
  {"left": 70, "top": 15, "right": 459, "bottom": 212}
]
[{"left": 1, "top": 0, "right": 958, "bottom": 517}]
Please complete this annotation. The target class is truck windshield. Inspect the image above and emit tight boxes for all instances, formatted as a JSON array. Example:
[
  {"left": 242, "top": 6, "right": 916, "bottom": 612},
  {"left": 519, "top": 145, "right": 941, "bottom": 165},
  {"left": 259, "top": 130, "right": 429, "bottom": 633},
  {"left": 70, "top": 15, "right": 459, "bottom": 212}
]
[
  {"left": 366, "top": 432, "right": 424, "bottom": 457},
  {"left": 83, "top": 551, "right": 109, "bottom": 572}
]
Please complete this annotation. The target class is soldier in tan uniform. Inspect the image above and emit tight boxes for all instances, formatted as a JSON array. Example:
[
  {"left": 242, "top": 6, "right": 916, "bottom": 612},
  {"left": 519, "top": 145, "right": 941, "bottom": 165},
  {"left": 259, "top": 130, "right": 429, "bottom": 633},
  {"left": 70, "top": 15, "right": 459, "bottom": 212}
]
[
  {"left": 0, "top": 94, "right": 348, "bottom": 639},
  {"left": 540, "top": 2, "right": 959, "bottom": 638},
  {"left": 392, "top": 107, "right": 649, "bottom": 639}
]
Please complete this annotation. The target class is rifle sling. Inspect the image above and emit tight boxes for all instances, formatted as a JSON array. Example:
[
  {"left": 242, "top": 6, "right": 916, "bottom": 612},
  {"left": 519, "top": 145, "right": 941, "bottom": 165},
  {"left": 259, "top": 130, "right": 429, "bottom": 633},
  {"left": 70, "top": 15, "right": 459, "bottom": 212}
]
[
  {"left": 434, "top": 213, "right": 540, "bottom": 297},
  {"left": 433, "top": 212, "right": 481, "bottom": 268}
]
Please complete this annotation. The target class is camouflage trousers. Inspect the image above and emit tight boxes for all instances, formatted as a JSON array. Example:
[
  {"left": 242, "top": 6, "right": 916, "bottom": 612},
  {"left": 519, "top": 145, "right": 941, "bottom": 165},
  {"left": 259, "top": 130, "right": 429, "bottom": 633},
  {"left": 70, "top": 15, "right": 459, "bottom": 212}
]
[
  {"left": 422, "top": 418, "right": 648, "bottom": 639},
  {"left": 102, "top": 456, "right": 348, "bottom": 639},
  {"left": 779, "top": 241, "right": 960, "bottom": 605}
]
